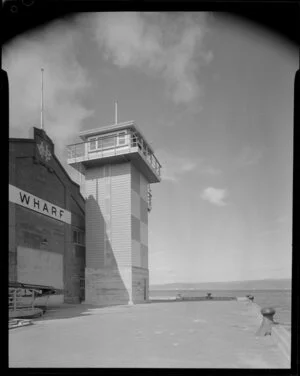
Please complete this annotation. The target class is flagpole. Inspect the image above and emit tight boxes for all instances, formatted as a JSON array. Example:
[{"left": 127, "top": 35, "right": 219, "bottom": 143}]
[
  {"left": 115, "top": 101, "right": 118, "bottom": 124},
  {"left": 41, "top": 68, "right": 44, "bottom": 130}
]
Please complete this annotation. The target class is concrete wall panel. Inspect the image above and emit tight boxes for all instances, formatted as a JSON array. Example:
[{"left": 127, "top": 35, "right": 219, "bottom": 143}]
[
  {"left": 17, "top": 246, "right": 63, "bottom": 289},
  {"left": 131, "top": 189, "right": 141, "bottom": 220},
  {"left": 140, "top": 221, "right": 148, "bottom": 247},
  {"left": 131, "top": 215, "right": 140, "bottom": 242},
  {"left": 85, "top": 267, "right": 131, "bottom": 305},
  {"left": 132, "top": 239, "right": 141, "bottom": 268}
]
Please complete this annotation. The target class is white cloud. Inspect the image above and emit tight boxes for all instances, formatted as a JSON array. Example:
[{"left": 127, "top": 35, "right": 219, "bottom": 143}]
[
  {"left": 156, "top": 149, "right": 220, "bottom": 182},
  {"left": 4, "top": 18, "right": 94, "bottom": 163},
  {"left": 92, "top": 12, "right": 212, "bottom": 104},
  {"left": 201, "top": 187, "right": 228, "bottom": 206}
]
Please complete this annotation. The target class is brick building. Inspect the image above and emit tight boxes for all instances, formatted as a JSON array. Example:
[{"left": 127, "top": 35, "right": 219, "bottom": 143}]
[{"left": 9, "top": 127, "right": 85, "bottom": 304}]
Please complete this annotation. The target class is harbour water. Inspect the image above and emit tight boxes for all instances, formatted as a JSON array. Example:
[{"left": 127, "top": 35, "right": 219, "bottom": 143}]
[{"left": 149, "top": 289, "right": 291, "bottom": 331}]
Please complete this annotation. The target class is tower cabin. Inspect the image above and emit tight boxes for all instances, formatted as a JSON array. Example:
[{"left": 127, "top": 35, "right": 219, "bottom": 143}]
[{"left": 66, "top": 121, "right": 161, "bottom": 305}]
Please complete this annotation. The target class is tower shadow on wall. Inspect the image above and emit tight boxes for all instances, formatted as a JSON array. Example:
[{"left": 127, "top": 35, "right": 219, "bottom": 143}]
[{"left": 85, "top": 194, "right": 129, "bottom": 306}]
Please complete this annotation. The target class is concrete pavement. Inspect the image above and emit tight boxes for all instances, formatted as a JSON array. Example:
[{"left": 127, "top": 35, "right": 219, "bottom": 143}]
[{"left": 9, "top": 300, "right": 289, "bottom": 368}]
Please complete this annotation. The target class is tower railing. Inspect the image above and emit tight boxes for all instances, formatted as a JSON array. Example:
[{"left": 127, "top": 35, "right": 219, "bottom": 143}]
[{"left": 67, "top": 131, "right": 161, "bottom": 178}]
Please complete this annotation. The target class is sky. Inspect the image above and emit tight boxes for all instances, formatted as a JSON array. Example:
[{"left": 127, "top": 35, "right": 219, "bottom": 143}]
[{"left": 4, "top": 12, "right": 296, "bottom": 284}]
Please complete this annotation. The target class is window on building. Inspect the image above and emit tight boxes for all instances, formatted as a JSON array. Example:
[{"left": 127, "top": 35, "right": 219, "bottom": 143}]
[
  {"left": 88, "top": 137, "right": 97, "bottom": 151},
  {"left": 101, "top": 135, "right": 115, "bottom": 149},
  {"left": 73, "top": 229, "right": 85, "bottom": 246},
  {"left": 131, "top": 133, "right": 139, "bottom": 147},
  {"left": 118, "top": 132, "right": 126, "bottom": 145},
  {"left": 79, "top": 279, "right": 85, "bottom": 289}
]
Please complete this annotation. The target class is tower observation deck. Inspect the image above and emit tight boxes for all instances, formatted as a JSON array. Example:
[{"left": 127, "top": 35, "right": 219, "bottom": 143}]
[{"left": 66, "top": 121, "right": 161, "bottom": 305}]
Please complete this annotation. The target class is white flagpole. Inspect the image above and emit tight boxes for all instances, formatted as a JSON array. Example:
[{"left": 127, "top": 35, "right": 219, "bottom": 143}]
[
  {"left": 41, "top": 68, "right": 44, "bottom": 130},
  {"left": 115, "top": 101, "right": 118, "bottom": 124}
]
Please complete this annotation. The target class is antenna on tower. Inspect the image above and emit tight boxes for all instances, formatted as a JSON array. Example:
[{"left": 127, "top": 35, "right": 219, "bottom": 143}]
[
  {"left": 114, "top": 101, "right": 118, "bottom": 124},
  {"left": 40, "top": 68, "right": 44, "bottom": 130}
]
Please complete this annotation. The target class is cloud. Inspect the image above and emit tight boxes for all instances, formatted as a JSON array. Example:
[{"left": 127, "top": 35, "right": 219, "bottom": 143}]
[
  {"left": 93, "top": 12, "right": 212, "bottom": 104},
  {"left": 201, "top": 187, "right": 228, "bottom": 206},
  {"left": 3, "top": 18, "right": 94, "bottom": 163},
  {"left": 156, "top": 149, "right": 220, "bottom": 182}
]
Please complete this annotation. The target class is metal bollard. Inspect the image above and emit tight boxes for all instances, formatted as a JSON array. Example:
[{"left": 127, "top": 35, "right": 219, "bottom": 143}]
[{"left": 256, "top": 307, "right": 276, "bottom": 336}]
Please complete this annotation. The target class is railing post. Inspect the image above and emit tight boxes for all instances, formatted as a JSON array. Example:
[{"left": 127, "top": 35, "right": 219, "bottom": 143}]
[
  {"left": 32, "top": 289, "right": 35, "bottom": 309},
  {"left": 13, "top": 289, "right": 17, "bottom": 311}
]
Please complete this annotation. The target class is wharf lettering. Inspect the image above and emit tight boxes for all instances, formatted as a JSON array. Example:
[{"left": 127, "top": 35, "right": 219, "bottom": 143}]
[{"left": 9, "top": 184, "right": 71, "bottom": 224}]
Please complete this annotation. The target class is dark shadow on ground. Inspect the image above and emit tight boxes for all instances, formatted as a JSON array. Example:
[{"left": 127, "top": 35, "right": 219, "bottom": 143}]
[
  {"left": 149, "top": 297, "right": 238, "bottom": 303},
  {"left": 33, "top": 302, "right": 135, "bottom": 321}
]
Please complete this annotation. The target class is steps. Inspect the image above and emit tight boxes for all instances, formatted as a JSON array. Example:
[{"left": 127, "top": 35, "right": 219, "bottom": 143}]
[{"left": 9, "top": 319, "right": 33, "bottom": 329}]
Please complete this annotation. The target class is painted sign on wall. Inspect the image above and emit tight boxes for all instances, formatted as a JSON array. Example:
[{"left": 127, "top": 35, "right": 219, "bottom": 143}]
[{"left": 9, "top": 184, "right": 71, "bottom": 224}]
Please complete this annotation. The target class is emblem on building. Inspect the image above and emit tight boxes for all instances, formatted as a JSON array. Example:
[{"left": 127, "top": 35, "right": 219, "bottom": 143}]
[{"left": 37, "top": 141, "right": 52, "bottom": 162}]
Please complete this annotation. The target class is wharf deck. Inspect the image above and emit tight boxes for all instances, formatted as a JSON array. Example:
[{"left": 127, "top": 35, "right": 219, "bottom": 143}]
[{"left": 9, "top": 300, "right": 290, "bottom": 368}]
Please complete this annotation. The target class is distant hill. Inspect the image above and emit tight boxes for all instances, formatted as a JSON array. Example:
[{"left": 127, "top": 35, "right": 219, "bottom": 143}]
[{"left": 150, "top": 278, "right": 292, "bottom": 291}]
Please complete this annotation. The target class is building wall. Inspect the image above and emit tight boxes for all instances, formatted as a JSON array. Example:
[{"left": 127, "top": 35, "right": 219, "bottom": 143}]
[
  {"left": 84, "top": 163, "right": 132, "bottom": 305},
  {"left": 9, "top": 129, "right": 85, "bottom": 304},
  {"left": 131, "top": 165, "right": 149, "bottom": 302}
]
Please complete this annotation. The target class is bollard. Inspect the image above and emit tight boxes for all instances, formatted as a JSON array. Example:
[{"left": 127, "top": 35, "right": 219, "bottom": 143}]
[
  {"left": 256, "top": 307, "right": 276, "bottom": 336},
  {"left": 176, "top": 294, "right": 183, "bottom": 301}
]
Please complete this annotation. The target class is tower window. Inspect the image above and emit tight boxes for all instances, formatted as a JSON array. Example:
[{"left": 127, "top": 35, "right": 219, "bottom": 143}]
[
  {"left": 73, "top": 229, "right": 85, "bottom": 246},
  {"left": 118, "top": 132, "right": 126, "bottom": 145},
  {"left": 89, "top": 138, "right": 97, "bottom": 151}
]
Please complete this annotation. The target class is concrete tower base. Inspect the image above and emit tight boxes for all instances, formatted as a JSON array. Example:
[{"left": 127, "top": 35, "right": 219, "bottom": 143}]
[{"left": 83, "top": 266, "right": 149, "bottom": 306}]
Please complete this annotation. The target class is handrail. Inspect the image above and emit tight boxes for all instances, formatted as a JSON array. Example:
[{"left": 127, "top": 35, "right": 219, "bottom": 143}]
[{"left": 67, "top": 131, "right": 161, "bottom": 177}]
